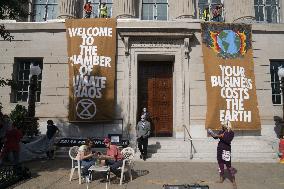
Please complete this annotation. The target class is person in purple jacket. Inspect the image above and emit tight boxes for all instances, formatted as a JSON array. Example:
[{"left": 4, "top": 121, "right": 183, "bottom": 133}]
[{"left": 209, "top": 120, "right": 237, "bottom": 189}]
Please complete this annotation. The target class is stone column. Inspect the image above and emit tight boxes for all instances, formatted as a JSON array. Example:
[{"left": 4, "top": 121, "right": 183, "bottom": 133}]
[
  {"left": 281, "top": 0, "right": 284, "bottom": 23},
  {"left": 113, "top": 0, "right": 136, "bottom": 18},
  {"left": 175, "top": 0, "right": 194, "bottom": 19},
  {"left": 57, "top": 0, "right": 80, "bottom": 19},
  {"left": 224, "top": 0, "right": 255, "bottom": 22}
]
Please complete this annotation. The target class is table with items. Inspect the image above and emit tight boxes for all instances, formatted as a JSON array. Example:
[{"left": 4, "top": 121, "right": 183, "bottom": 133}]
[{"left": 88, "top": 164, "right": 110, "bottom": 189}]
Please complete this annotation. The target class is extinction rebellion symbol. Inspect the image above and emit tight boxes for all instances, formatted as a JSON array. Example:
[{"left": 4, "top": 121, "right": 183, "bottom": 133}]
[{"left": 76, "top": 99, "right": 97, "bottom": 120}]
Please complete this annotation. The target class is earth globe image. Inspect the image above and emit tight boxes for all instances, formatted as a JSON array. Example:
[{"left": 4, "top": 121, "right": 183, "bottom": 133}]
[{"left": 217, "top": 30, "right": 241, "bottom": 55}]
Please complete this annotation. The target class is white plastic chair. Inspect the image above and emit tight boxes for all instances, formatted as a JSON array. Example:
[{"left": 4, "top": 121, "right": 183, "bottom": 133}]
[
  {"left": 69, "top": 146, "right": 83, "bottom": 184},
  {"left": 119, "top": 147, "right": 135, "bottom": 185}
]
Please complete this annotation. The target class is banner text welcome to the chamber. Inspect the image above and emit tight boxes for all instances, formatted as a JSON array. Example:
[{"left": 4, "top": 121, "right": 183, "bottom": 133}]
[{"left": 68, "top": 27, "right": 113, "bottom": 99}]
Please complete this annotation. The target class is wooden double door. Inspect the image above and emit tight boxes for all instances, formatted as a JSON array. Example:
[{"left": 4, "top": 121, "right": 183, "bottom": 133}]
[{"left": 138, "top": 61, "right": 173, "bottom": 137}]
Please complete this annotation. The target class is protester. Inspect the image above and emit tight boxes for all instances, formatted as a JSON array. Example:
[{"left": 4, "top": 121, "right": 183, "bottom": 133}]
[
  {"left": 202, "top": 7, "right": 210, "bottom": 21},
  {"left": 46, "top": 120, "right": 59, "bottom": 159},
  {"left": 99, "top": 2, "right": 108, "bottom": 18},
  {"left": 212, "top": 4, "right": 222, "bottom": 22},
  {"left": 84, "top": 1, "right": 93, "bottom": 18},
  {"left": 208, "top": 120, "right": 237, "bottom": 189},
  {"left": 100, "top": 137, "right": 123, "bottom": 176},
  {"left": 136, "top": 115, "right": 151, "bottom": 161},
  {"left": 76, "top": 138, "right": 97, "bottom": 180},
  {"left": 141, "top": 107, "right": 151, "bottom": 122},
  {"left": 0, "top": 115, "right": 11, "bottom": 150},
  {"left": 0, "top": 122, "right": 23, "bottom": 165}
]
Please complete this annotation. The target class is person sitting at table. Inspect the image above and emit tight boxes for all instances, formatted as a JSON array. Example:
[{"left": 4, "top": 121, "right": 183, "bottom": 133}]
[
  {"left": 76, "top": 138, "right": 97, "bottom": 179},
  {"left": 100, "top": 137, "right": 123, "bottom": 176}
]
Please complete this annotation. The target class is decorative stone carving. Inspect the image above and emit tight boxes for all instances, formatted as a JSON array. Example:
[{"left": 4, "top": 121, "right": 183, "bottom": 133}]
[
  {"left": 123, "top": 37, "right": 129, "bottom": 56},
  {"left": 232, "top": 16, "right": 256, "bottom": 24},
  {"left": 175, "top": 0, "right": 194, "bottom": 19},
  {"left": 184, "top": 38, "right": 190, "bottom": 59},
  {"left": 131, "top": 38, "right": 182, "bottom": 48},
  {"left": 114, "top": 0, "right": 136, "bottom": 18},
  {"left": 119, "top": 29, "right": 194, "bottom": 56}
]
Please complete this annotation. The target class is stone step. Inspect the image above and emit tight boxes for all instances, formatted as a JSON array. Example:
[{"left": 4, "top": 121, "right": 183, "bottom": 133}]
[
  {"left": 193, "top": 139, "right": 274, "bottom": 145},
  {"left": 148, "top": 153, "right": 188, "bottom": 158},
  {"left": 193, "top": 152, "right": 278, "bottom": 159},
  {"left": 148, "top": 145, "right": 274, "bottom": 154},
  {"left": 56, "top": 137, "right": 280, "bottom": 163},
  {"left": 147, "top": 148, "right": 188, "bottom": 153},
  {"left": 134, "top": 157, "right": 192, "bottom": 162},
  {"left": 147, "top": 143, "right": 188, "bottom": 148},
  {"left": 148, "top": 145, "right": 187, "bottom": 151},
  {"left": 189, "top": 158, "right": 278, "bottom": 163},
  {"left": 195, "top": 146, "right": 275, "bottom": 152}
]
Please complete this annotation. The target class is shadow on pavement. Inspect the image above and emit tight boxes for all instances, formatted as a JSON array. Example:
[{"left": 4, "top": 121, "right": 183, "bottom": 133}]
[
  {"left": 132, "top": 169, "right": 149, "bottom": 180},
  {"left": 147, "top": 142, "right": 161, "bottom": 158}
]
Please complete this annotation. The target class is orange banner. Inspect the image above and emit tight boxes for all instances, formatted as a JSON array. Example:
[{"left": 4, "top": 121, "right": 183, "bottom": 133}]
[
  {"left": 201, "top": 23, "right": 260, "bottom": 130},
  {"left": 66, "top": 18, "right": 116, "bottom": 122}
]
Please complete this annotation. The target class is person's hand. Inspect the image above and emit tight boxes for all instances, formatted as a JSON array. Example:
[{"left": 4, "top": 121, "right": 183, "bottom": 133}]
[
  {"left": 96, "top": 154, "right": 103, "bottom": 159},
  {"left": 219, "top": 133, "right": 224, "bottom": 138},
  {"left": 92, "top": 152, "right": 97, "bottom": 157}
]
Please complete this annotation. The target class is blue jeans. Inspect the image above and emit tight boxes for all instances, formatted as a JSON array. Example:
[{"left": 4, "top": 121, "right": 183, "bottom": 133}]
[
  {"left": 105, "top": 159, "right": 123, "bottom": 175},
  {"left": 212, "top": 16, "right": 222, "bottom": 22},
  {"left": 81, "top": 158, "right": 96, "bottom": 176}
]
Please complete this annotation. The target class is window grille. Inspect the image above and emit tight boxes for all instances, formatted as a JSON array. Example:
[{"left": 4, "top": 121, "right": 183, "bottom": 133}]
[
  {"left": 270, "top": 60, "right": 284, "bottom": 105},
  {"left": 33, "top": 0, "right": 58, "bottom": 22},
  {"left": 14, "top": 59, "right": 43, "bottom": 103},
  {"left": 254, "top": 0, "right": 280, "bottom": 23},
  {"left": 142, "top": 0, "right": 168, "bottom": 20}
]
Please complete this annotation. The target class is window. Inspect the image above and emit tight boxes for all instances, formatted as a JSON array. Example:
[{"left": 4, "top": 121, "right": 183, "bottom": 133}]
[
  {"left": 14, "top": 59, "right": 43, "bottom": 103},
  {"left": 91, "top": 0, "right": 113, "bottom": 18},
  {"left": 270, "top": 60, "right": 284, "bottom": 105},
  {"left": 142, "top": 0, "right": 168, "bottom": 20},
  {"left": 33, "top": 0, "right": 58, "bottom": 22},
  {"left": 254, "top": 0, "right": 280, "bottom": 23},
  {"left": 198, "top": 0, "right": 223, "bottom": 21}
]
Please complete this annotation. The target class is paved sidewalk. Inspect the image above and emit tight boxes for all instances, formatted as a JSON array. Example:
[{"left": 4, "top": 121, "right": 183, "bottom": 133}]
[{"left": 12, "top": 158, "right": 284, "bottom": 189}]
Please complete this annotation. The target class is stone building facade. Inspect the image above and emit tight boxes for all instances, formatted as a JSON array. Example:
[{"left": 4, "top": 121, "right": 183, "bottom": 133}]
[{"left": 1, "top": 0, "right": 284, "bottom": 143}]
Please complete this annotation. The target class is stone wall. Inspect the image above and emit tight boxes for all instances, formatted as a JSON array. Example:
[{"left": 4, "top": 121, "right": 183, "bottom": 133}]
[{"left": 0, "top": 21, "right": 284, "bottom": 139}]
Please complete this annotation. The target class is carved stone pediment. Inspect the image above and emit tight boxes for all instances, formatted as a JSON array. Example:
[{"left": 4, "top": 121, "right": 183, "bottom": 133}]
[
  {"left": 119, "top": 28, "right": 194, "bottom": 56},
  {"left": 130, "top": 38, "right": 183, "bottom": 48}
]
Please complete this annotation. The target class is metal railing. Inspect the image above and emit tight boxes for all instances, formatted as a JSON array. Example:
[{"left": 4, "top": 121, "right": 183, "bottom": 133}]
[{"left": 183, "top": 125, "right": 196, "bottom": 159}]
